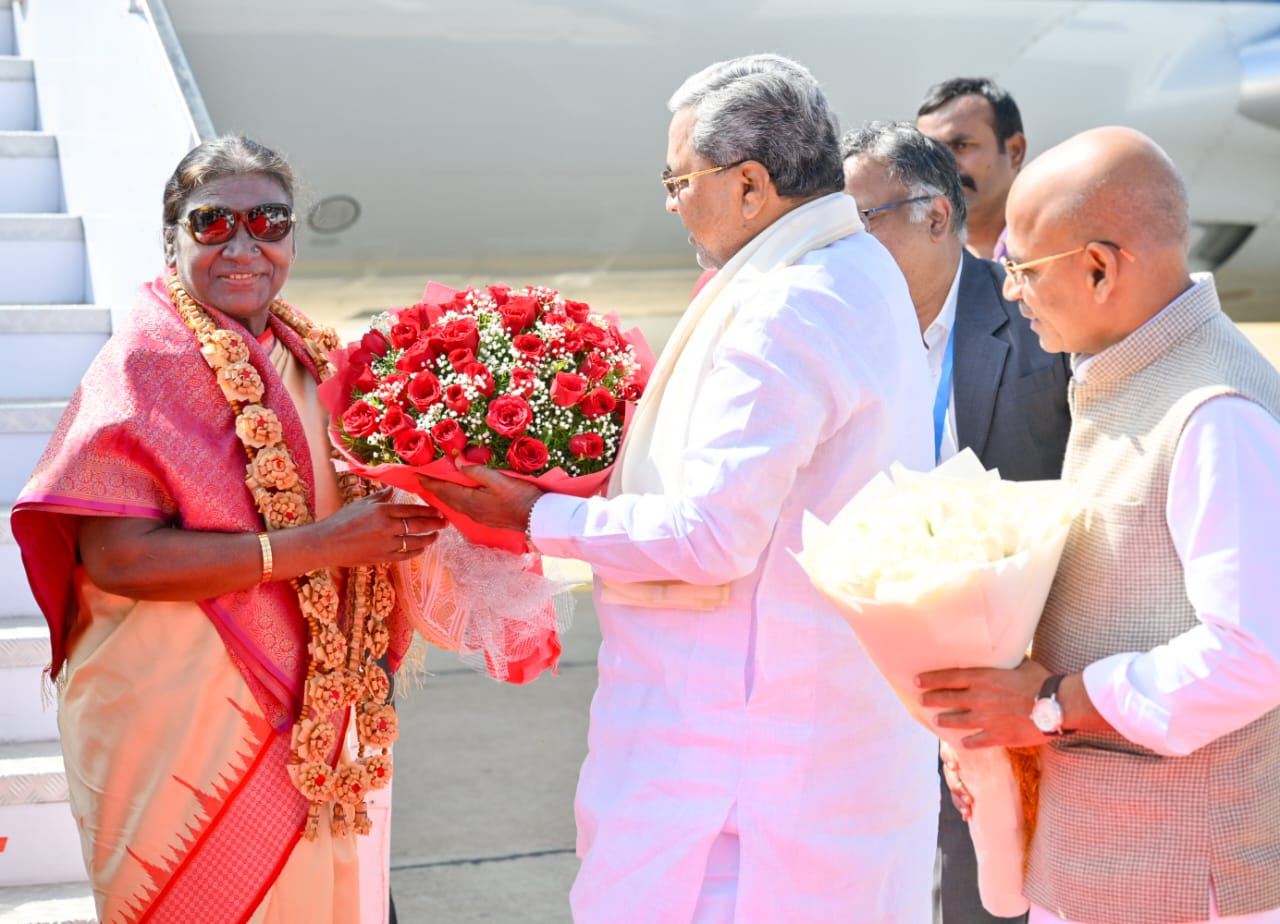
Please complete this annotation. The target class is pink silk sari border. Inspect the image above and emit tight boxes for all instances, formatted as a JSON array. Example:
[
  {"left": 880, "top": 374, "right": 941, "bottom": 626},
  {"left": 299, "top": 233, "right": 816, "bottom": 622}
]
[{"left": 136, "top": 727, "right": 307, "bottom": 924}]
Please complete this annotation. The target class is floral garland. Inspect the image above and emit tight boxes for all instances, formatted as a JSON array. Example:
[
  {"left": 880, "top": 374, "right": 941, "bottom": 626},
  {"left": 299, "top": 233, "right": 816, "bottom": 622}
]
[{"left": 166, "top": 272, "right": 398, "bottom": 840}]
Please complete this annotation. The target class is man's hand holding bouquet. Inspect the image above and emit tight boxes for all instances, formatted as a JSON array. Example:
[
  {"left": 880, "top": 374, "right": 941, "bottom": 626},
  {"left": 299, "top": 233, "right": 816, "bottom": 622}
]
[
  {"left": 320, "top": 282, "right": 653, "bottom": 683},
  {"left": 795, "top": 449, "right": 1075, "bottom": 917}
]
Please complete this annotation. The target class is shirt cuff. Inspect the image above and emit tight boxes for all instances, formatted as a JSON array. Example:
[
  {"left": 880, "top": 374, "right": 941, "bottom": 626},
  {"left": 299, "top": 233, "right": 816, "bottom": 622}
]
[
  {"left": 527, "top": 492, "right": 585, "bottom": 558},
  {"left": 1082, "top": 653, "right": 1181, "bottom": 756}
]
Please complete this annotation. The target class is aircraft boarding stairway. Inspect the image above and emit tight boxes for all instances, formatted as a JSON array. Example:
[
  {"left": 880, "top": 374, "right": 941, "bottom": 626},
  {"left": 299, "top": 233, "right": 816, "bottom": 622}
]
[
  {"left": 0, "top": 0, "right": 102, "bottom": 919},
  {"left": 0, "top": 1, "right": 207, "bottom": 919}
]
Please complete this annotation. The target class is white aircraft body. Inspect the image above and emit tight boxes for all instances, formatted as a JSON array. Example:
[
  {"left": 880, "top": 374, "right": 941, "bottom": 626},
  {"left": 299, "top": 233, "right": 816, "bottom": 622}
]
[{"left": 166, "top": 0, "right": 1280, "bottom": 321}]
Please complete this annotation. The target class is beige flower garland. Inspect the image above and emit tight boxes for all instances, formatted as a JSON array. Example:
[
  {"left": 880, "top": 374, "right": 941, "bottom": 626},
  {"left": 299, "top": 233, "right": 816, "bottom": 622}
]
[{"left": 167, "top": 272, "right": 398, "bottom": 840}]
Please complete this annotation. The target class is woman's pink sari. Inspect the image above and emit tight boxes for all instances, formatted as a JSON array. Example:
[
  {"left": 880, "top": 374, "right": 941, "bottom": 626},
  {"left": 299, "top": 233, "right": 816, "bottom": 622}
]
[{"left": 12, "top": 277, "right": 409, "bottom": 922}]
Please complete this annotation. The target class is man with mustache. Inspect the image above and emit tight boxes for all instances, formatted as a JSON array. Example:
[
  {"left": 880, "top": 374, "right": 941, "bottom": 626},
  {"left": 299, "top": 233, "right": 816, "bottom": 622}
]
[{"left": 917, "top": 78, "right": 1027, "bottom": 261}]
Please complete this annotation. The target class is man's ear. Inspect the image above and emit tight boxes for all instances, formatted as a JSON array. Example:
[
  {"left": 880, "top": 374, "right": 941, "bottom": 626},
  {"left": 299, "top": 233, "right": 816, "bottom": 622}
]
[
  {"left": 928, "top": 196, "right": 953, "bottom": 241},
  {"left": 738, "top": 160, "right": 773, "bottom": 220},
  {"left": 1006, "top": 132, "right": 1028, "bottom": 172},
  {"left": 1085, "top": 241, "right": 1118, "bottom": 303}
]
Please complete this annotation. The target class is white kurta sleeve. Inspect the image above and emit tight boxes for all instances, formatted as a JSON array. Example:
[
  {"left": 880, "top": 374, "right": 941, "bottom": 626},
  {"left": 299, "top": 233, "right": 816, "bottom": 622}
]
[
  {"left": 530, "top": 286, "right": 857, "bottom": 586},
  {"left": 1082, "top": 395, "right": 1280, "bottom": 756}
]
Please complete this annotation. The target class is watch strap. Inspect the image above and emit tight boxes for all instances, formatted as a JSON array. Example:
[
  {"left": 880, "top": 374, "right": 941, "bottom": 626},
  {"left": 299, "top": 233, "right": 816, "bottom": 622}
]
[{"left": 1035, "top": 673, "right": 1076, "bottom": 736}]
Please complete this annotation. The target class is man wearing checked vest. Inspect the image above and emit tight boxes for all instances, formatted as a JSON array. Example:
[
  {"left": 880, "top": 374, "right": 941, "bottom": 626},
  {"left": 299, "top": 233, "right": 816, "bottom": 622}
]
[{"left": 917, "top": 126, "right": 1280, "bottom": 924}]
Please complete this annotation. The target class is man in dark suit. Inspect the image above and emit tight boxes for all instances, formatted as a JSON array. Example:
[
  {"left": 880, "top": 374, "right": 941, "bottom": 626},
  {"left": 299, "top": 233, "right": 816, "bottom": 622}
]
[{"left": 841, "top": 121, "right": 1071, "bottom": 923}]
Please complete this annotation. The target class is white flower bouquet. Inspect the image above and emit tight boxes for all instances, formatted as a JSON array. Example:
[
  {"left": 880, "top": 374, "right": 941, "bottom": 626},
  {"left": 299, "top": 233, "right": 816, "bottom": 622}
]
[{"left": 795, "top": 449, "right": 1075, "bottom": 917}]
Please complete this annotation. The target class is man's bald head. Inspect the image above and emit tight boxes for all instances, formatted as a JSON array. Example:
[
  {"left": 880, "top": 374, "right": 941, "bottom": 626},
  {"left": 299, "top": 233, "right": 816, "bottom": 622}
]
[
  {"left": 1001, "top": 127, "right": 1195, "bottom": 355},
  {"left": 1012, "top": 126, "right": 1188, "bottom": 256}
]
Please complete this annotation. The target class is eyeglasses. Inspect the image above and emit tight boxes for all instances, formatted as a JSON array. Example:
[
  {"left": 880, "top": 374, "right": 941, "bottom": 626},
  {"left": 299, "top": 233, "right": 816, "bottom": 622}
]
[
  {"left": 179, "top": 203, "right": 296, "bottom": 245},
  {"left": 1001, "top": 240, "right": 1136, "bottom": 285},
  {"left": 661, "top": 160, "right": 748, "bottom": 197},
  {"left": 858, "top": 195, "right": 934, "bottom": 226}
]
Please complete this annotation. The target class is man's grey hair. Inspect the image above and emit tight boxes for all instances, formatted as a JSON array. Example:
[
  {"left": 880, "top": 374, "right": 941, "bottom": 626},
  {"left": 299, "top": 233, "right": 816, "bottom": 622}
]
[
  {"left": 668, "top": 54, "right": 844, "bottom": 199},
  {"left": 840, "top": 121, "right": 968, "bottom": 240}
]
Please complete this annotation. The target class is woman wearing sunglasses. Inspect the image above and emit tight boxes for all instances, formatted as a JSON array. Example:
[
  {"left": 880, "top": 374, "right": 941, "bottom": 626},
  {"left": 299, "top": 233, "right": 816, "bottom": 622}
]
[{"left": 12, "top": 136, "right": 441, "bottom": 923}]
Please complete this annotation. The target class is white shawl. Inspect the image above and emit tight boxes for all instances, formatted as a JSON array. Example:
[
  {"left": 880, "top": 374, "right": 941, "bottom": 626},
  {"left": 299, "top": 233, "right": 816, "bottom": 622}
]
[{"left": 600, "top": 192, "right": 863, "bottom": 609}]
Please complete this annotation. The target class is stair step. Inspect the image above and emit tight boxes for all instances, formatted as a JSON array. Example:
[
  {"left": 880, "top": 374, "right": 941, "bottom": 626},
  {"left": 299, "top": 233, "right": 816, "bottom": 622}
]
[
  {"left": 0, "top": 802, "right": 84, "bottom": 887},
  {"left": 0, "top": 402, "right": 64, "bottom": 508},
  {"left": 0, "top": 618, "right": 47, "bottom": 673},
  {"left": 0, "top": 218, "right": 85, "bottom": 305},
  {"left": 0, "top": 306, "right": 106, "bottom": 335},
  {"left": 0, "top": 59, "right": 35, "bottom": 133},
  {"left": 0, "top": 306, "right": 107, "bottom": 400},
  {"left": 0, "top": 741, "right": 65, "bottom": 806},
  {"left": 0, "top": 509, "right": 39, "bottom": 621},
  {"left": 0, "top": 881, "right": 95, "bottom": 924},
  {"left": 0, "top": 134, "right": 59, "bottom": 214}
]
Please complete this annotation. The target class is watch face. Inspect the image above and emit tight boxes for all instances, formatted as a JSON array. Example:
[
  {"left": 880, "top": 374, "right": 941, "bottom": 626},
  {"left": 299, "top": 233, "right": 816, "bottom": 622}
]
[{"left": 1031, "top": 697, "right": 1062, "bottom": 734}]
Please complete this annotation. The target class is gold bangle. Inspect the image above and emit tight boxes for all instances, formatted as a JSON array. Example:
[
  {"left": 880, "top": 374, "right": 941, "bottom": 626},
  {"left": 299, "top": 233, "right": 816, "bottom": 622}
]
[{"left": 257, "top": 531, "right": 274, "bottom": 584}]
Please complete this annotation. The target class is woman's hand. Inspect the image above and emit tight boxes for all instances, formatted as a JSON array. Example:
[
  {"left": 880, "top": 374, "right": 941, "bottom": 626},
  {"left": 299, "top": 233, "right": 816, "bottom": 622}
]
[
  {"left": 285, "top": 488, "right": 447, "bottom": 571},
  {"left": 78, "top": 488, "right": 446, "bottom": 601}
]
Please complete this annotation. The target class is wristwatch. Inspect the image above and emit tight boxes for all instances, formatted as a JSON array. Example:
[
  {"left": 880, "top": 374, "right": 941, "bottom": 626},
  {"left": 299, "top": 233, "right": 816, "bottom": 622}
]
[{"left": 1030, "top": 674, "right": 1075, "bottom": 736}]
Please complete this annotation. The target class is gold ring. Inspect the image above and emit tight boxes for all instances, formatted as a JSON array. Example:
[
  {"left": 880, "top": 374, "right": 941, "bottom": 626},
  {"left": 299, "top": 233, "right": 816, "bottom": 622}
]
[{"left": 400, "top": 536, "right": 408, "bottom": 554}]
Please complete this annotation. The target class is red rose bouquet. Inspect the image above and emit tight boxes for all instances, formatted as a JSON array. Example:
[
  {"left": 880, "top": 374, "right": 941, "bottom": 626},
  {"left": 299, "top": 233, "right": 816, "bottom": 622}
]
[{"left": 318, "top": 281, "right": 653, "bottom": 683}]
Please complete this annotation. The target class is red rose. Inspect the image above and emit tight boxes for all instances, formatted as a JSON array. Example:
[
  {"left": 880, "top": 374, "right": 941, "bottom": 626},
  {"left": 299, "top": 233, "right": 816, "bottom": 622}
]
[
  {"left": 463, "top": 361, "right": 495, "bottom": 396},
  {"left": 542, "top": 310, "right": 568, "bottom": 326},
  {"left": 395, "top": 338, "right": 436, "bottom": 373},
  {"left": 393, "top": 428, "right": 435, "bottom": 465},
  {"left": 513, "top": 334, "right": 547, "bottom": 362},
  {"left": 487, "top": 284, "right": 512, "bottom": 306},
  {"left": 379, "top": 404, "right": 413, "bottom": 436},
  {"left": 568, "top": 432, "right": 605, "bottom": 459},
  {"left": 406, "top": 371, "right": 443, "bottom": 411},
  {"left": 563, "top": 299, "right": 591, "bottom": 323},
  {"left": 447, "top": 347, "right": 476, "bottom": 373},
  {"left": 341, "top": 400, "right": 381, "bottom": 438},
  {"left": 428, "top": 317, "right": 479, "bottom": 356},
  {"left": 579, "top": 352, "right": 611, "bottom": 382},
  {"left": 462, "top": 445, "right": 493, "bottom": 465},
  {"left": 352, "top": 364, "right": 378, "bottom": 394},
  {"left": 581, "top": 386, "right": 618, "bottom": 419},
  {"left": 444, "top": 383, "right": 471, "bottom": 414},
  {"left": 351, "top": 330, "right": 389, "bottom": 365},
  {"left": 506, "top": 436, "right": 549, "bottom": 473},
  {"left": 498, "top": 295, "right": 539, "bottom": 333},
  {"left": 620, "top": 376, "right": 646, "bottom": 401},
  {"left": 377, "top": 372, "right": 411, "bottom": 406},
  {"left": 398, "top": 301, "right": 440, "bottom": 330},
  {"left": 550, "top": 372, "right": 588, "bottom": 407},
  {"left": 486, "top": 395, "right": 533, "bottom": 438},
  {"left": 508, "top": 366, "right": 537, "bottom": 398},
  {"left": 389, "top": 319, "right": 421, "bottom": 350},
  {"left": 430, "top": 419, "right": 467, "bottom": 457},
  {"left": 577, "top": 323, "right": 609, "bottom": 349},
  {"left": 551, "top": 330, "right": 583, "bottom": 354}
]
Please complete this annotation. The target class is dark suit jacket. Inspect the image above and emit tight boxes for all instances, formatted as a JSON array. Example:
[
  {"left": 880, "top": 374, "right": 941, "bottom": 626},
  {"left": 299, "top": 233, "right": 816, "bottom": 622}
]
[{"left": 952, "top": 250, "right": 1071, "bottom": 481}]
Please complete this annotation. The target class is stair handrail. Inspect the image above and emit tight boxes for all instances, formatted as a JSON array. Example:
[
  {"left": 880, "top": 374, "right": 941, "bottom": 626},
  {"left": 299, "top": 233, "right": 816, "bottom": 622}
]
[{"left": 129, "top": 0, "right": 216, "bottom": 142}]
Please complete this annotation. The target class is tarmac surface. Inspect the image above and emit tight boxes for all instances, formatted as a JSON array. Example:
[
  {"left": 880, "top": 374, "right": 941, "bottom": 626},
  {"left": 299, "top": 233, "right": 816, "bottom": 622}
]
[{"left": 295, "top": 267, "right": 1280, "bottom": 924}]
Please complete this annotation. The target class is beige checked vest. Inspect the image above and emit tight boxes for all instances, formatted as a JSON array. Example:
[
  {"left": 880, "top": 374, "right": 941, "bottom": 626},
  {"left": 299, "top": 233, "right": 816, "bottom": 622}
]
[{"left": 1026, "top": 278, "right": 1280, "bottom": 923}]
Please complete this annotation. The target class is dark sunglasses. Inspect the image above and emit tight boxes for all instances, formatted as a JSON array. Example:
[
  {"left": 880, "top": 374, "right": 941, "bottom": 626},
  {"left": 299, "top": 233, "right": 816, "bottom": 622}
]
[{"left": 179, "top": 203, "right": 296, "bottom": 245}]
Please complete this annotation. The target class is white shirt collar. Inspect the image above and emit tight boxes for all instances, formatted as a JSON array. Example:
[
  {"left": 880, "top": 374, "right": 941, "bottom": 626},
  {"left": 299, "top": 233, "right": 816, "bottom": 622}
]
[{"left": 923, "top": 257, "right": 964, "bottom": 352}]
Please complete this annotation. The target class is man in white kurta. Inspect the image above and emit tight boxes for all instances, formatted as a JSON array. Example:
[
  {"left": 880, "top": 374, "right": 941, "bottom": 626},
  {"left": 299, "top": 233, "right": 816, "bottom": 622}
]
[{"left": 424, "top": 54, "right": 938, "bottom": 923}]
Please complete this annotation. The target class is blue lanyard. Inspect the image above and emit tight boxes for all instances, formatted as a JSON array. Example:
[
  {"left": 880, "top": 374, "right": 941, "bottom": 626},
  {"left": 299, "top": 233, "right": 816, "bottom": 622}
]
[{"left": 932, "top": 328, "right": 955, "bottom": 463}]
